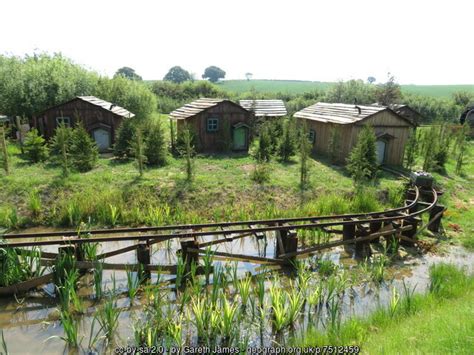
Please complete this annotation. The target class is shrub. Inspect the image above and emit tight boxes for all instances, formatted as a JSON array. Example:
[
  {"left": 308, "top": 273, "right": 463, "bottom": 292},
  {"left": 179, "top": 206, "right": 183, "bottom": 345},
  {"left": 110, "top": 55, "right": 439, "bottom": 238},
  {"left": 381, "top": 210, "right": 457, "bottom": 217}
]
[
  {"left": 23, "top": 128, "right": 49, "bottom": 162},
  {"left": 255, "top": 122, "right": 273, "bottom": 162},
  {"left": 346, "top": 125, "right": 377, "bottom": 187},
  {"left": 144, "top": 120, "right": 167, "bottom": 166},
  {"left": 250, "top": 162, "right": 270, "bottom": 184},
  {"left": 70, "top": 123, "right": 99, "bottom": 172}
]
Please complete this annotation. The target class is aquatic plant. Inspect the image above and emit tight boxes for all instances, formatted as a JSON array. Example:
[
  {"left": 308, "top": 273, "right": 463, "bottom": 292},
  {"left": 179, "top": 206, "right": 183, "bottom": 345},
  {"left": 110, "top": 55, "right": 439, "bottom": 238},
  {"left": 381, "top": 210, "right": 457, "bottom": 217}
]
[
  {"left": 401, "top": 280, "right": 417, "bottom": 314},
  {"left": 237, "top": 274, "right": 252, "bottom": 308},
  {"left": 389, "top": 287, "right": 400, "bottom": 318},
  {"left": 220, "top": 294, "right": 240, "bottom": 340},
  {"left": 58, "top": 310, "right": 80, "bottom": 348},
  {"left": 286, "top": 285, "right": 304, "bottom": 327},
  {"left": 202, "top": 246, "right": 215, "bottom": 283},
  {"left": 126, "top": 267, "right": 141, "bottom": 304},
  {"left": 98, "top": 295, "right": 121, "bottom": 341},
  {"left": 93, "top": 260, "right": 104, "bottom": 299}
]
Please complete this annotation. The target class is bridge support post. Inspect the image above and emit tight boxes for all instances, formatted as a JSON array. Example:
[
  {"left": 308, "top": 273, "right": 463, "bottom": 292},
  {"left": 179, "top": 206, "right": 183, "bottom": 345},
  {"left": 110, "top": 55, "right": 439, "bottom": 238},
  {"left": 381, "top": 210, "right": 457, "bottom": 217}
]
[
  {"left": 180, "top": 239, "right": 199, "bottom": 273},
  {"left": 137, "top": 242, "right": 151, "bottom": 282},
  {"left": 401, "top": 217, "right": 419, "bottom": 246},
  {"left": 369, "top": 218, "right": 382, "bottom": 244},
  {"left": 343, "top": 220, "right": 355, "bottom": 253},
  {"left": 428, "top": 204, "right": 445, "bottom": 234},
  {"left": 275, "top": 224, "right": 297, "bottom": 267},
  {"left": 354, "top": 225, "right": 372, "bottom": 259}
]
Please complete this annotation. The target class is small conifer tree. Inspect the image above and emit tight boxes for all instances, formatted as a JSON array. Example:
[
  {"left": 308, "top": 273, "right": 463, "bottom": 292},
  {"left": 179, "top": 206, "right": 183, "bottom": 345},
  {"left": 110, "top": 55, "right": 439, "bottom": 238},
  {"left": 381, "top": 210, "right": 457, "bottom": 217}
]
[
  {"left": 277, "top": 119, "right": 296, "bottom": 162},
  {"left": 346, "top": 125, "right": 377, "bottom": 187},
  {"left": 144, "top": 120, "right": 167, "bottom": 166},
  {"left": 70, "top": 123, "right": 99, "bottom": 172},
  {"left": 23, "top": 128, "right": 49, "bottom": 162},
  {"left": 114, "top": 119, "right": 136, "bottom": 159},
  {"left": 404, "top": 129, "right": 418, "bottom": 170},
  {"left": 299, "top": 120, "right": 311, "bottom": 189},
  {"left": 50, "top": 124, "right": 73, "bottom": 177}
]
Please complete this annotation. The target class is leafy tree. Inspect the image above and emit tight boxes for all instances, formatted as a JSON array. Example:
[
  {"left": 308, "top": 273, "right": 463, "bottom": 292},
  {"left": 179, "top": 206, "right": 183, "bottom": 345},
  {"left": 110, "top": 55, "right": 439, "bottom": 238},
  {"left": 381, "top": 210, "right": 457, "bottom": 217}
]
[
  {"left": 245, "top": 72, "right": 253, "bottom": 81},
  {"left": 202, "top": 66, "right": 226, "bottom": 83},
  {"left": 277, "top": 119, "right": 296, "bottom": 162},
  {"left": 163, "top": 66, "right": 192, "bottom": 84},
  {"left": 299, "top": 121, "right": 312, "bottom": 189},
  {"left": 70, "top": 123, "right": 99, "bottom": 172},
  {"left": 375, "top": 74, "right": 401, "bottom": 106},
  {"left": 326, "top": 79, "right": 375, "bottom": 104},
  {"left": 114, "top": 119, "right": 136, "bottom": 158},
  {"left": 23, "top": 129, "right": 49, "bottom": 162},
  {"left": 50, "top": 124, "right": 73, "bottom": 177},
  {"left": 131, "top": 127, "right": 146, "bottom": 177},
  {"left": 452, "top": 91, "right": 474, "bottom": 107},
  {"left": 367, "top": 76, "right": 376, "bottom": 84},
  {"left": 144, "top": 120, "right": 167, "bottom": 166},
  {"left": 95, "top": 76, "right": 156, "bottom": 119},
  {"left": 0, "top": 125, "right": 10, "bottom": 175},
  {"left": 114, "top": 67, "right": 142, "bottom": 81},
  {"left": 346, "top": 125, "right": 377, "bottom": 186}
]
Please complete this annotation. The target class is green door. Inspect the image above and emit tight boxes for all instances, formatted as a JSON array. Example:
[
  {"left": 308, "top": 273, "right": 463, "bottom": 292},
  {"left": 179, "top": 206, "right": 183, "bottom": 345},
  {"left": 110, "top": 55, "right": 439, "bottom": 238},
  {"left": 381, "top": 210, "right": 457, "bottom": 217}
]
[{"left": 233, "top": 126, "right": 248, "bottom": 150}]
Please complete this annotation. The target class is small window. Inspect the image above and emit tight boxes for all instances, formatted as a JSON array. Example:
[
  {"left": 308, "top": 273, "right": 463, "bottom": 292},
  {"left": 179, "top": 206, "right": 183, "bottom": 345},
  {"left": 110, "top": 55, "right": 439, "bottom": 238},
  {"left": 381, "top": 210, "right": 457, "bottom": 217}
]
[
  {"left": 308, "top": 129, "right": 315, "bottom": 144},
  {"left": 207, "top": 117, "right": 219, "bottom": 132},
  {"left": 56, "top": 117, "right": 71, "bottom": 127}
]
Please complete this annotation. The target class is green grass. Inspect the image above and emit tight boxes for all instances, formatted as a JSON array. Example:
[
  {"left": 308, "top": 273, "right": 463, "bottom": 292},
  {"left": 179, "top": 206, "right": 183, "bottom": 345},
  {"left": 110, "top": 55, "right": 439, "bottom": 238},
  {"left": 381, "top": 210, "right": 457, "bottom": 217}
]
[
  {"left": 293, "top": 264, "right": 474, "bottom": 354},
  {"left": 216, "top": 80, "right": 474, "bottom": 98}
]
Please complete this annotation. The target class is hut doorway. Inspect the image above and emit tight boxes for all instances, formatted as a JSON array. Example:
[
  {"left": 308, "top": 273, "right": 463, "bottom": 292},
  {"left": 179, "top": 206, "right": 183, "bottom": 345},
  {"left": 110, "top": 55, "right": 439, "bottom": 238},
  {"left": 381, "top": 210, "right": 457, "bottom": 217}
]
[
  {"left": 233, "top": 123, "right": 249, "bottom": 150},
  {"left": 92, "top": 128, "right": 111, "bottom": 151},
  {"left": 376, "top": 139, "right": 386, "bottom": 164}
]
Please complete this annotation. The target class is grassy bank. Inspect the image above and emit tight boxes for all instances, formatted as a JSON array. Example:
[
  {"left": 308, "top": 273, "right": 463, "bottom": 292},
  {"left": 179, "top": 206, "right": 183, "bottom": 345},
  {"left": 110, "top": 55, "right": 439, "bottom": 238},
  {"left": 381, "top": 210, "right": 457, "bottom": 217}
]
[
  {"left": 293, "top": 263, "right": 474, "bottom": 354},
  {"left": 0, "top": 143, "right": 404, "bottom": 229}
]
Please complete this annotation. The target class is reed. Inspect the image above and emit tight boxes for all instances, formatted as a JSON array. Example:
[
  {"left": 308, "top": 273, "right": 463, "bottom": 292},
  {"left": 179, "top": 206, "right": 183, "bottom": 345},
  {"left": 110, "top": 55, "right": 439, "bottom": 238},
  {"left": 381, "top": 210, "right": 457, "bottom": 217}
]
[
  {"left": 166, "top": 314, "right": 183, "bottom": 347},
  {"left": 327, "top": 296, "right": 341, "bottom": 333},
  {"left": 237, "top": 274, "right": 252, "bottom": 308},
  {"left": 370, "top": 254, "right": 388, "bottom": 283},
  {"left": 220, "top": 294, "right": 239, "bottom": 341},
  {"left": 59, "top": 310, "right": 80, "bottom": 348},
  {"left": 190, "top": 297, "right": 210, "bottom": 341},
  {"left": 401, "top": 280, "right": 417, "bottom": 315},
  {"left": 389, "top": 287, "right": 400, "bottom": 318},
  {"left": 126, "top": 267, "right": 141, "bottom": 304},
  {"left": 202, "top": 247, "right": 215, "bottom": 284},
  {"left": 286, "top": 285, "right": 304, "bottom": 327},
  {"left": 93, "top": 260, "right": 104, "bottom": 300},
  {"left": 87, "top": 316, "right": 104, "bottom": 353},
  {"left": 175, "top": 255, "right": 186, "bottom": 290},
  {"left": 98, "top": 295, "right": 121, "bottom": 341}
]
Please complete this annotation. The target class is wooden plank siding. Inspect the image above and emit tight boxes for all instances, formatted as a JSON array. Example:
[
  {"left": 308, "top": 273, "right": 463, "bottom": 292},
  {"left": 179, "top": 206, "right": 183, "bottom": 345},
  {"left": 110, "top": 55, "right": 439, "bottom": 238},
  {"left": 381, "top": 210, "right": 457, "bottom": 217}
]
[
  {"left": 175, "top": 101, "right": 252, "bottom": 152},
  {"left": 299, "top": 108, "right": 414, "bottom": 166}
]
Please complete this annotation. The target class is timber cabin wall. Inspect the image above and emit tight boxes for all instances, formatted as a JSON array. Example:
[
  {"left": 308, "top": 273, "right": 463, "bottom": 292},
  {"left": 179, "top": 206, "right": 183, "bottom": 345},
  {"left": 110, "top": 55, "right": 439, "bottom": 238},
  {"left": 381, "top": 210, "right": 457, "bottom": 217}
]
[
  {"left": 38, "top": 98, "right": 123, "bottom": 144},
  {"left": 177, "top": 101, "right": 251, "bottom": 152},
  {"left": 302, "top": 109, "right": 413, "bottom": 165},
  {"left": 351, "top": 110, "right": 413, "bottom": 165}
]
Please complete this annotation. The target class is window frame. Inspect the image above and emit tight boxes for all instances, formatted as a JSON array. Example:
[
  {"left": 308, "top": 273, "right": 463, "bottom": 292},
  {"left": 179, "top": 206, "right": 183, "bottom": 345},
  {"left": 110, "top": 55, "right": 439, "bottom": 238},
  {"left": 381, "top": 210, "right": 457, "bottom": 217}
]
[
  {"left": 56, "top": 117, "right": 71, "bottom": 127},
  {"left": 207, "top": 117, "right": 219, "bottom": 132}
]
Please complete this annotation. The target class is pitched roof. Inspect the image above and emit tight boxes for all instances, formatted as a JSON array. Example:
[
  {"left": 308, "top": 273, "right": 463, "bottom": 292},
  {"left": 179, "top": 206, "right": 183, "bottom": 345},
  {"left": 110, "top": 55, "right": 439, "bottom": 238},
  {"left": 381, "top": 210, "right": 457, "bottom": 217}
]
[
  {"left": 77, "top": 96, "right": 135, "bottom": 118},
  {"left": 169, "top": 98, "right": 247, "bottom": 120},
  {"left": 239, "top": 99, "right": 287, "bottom": 117},
  {"left": 294, "top": 102, "right": 387, "bottom": 124}
]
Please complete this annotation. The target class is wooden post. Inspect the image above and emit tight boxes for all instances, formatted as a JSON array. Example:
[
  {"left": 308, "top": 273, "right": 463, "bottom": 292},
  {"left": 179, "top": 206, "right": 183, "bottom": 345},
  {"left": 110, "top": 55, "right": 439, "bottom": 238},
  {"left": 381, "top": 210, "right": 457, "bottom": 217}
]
[
  {"left": 354, "top": 224, "right": 372, "bottom": 259},
  {"left": 180, "top": 239, "right": 199, "bottom": 272},
  {"left": 428, "top": 205, "right": 445, "bottom": 233},
  {"left": 275, "top": 224, "right": 297, "bottom": 266},
  {"left": 369, "top": 217, "right": 382, "bottom": 244},
  {"left": 137, "top": 242, "right": 151, "bottom": 281},
  {"left": 401, "top": 217, "right": 419, "bottom": 246},
  {"left": 342, "top": 220, "right": 355, "bottom": 253}
]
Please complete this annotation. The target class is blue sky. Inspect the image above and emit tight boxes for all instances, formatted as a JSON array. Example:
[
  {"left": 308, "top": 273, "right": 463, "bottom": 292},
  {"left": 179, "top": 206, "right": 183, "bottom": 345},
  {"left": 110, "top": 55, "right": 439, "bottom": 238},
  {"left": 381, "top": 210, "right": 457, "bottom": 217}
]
[{"left": 1, "top": 0, "right": 473, "bottom": 84}]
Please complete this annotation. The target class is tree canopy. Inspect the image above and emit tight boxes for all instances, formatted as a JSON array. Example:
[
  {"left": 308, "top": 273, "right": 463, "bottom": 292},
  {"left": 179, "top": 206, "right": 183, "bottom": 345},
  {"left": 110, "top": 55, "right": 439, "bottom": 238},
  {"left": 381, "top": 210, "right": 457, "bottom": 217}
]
[
  {"left": 163, "top": 66, "right": 193, "bottom": 84},
  {"left": 114, "top": 67, "right": 142, "bottom": 81},
  {"left": 202, "top": 66, "right": 226, "bottom": 83},
  {"left": 0, "top": 53, "right": 156, "bottom": 119},
  {"left": 375, "top": 74, "right": 401, "bottom": 106}
]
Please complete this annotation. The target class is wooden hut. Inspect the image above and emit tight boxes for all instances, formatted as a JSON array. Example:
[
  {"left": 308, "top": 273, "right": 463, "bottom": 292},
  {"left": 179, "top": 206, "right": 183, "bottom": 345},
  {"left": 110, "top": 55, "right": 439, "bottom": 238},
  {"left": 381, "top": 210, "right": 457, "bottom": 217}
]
[
  {"left": 294, "top": 102, "right": 415, "bottom": 165},
  {"left": 239, "top": 99, "right": 287, "bottom": 118},
  {"left": 169, "top": 98, "right": 252, "bottom": 152},
  {"left": 33, "top": 96, "right": 134, "bottom": 152}
]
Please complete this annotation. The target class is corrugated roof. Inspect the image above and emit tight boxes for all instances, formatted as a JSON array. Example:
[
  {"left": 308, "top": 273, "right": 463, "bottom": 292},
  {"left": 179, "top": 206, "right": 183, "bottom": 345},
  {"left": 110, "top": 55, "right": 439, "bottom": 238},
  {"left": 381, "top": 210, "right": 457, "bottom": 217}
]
[
  {"left": 239, "top": 99, "right": 287, "bottom": 117},
  {"left": 294, "top": 102, "right": 385, "bottom": 124},
  {"left": 78, "top": 96, "right": 135, "bottom": 118},
  {"left": 169, "top": 98, "right": 232, "bottom": 120}
]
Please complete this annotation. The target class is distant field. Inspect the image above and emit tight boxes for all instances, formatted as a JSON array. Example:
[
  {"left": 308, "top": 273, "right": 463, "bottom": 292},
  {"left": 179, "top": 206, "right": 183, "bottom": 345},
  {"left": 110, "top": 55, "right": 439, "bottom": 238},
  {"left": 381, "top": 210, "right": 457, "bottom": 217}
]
[{"left": 216, "top": 80, "right": 474, "bottom": 98}]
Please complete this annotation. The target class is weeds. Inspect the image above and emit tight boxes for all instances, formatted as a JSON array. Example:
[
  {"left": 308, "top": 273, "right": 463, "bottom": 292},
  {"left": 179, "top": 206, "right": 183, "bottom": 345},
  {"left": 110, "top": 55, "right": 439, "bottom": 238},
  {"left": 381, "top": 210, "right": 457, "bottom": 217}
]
[
  {"left": 58, "top": 311, "right": 80, "bottom": 348},
  {"left": 98, "top": 295, "right": 121, "bottom": 341}
]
